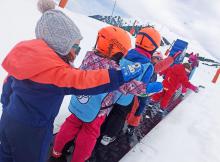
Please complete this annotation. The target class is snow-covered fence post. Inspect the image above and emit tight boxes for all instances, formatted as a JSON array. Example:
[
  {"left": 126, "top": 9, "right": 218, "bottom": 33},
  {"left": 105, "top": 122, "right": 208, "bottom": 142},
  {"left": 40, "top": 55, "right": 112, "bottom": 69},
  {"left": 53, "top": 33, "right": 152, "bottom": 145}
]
[
  {"left": 212, "top": 68, "right": 220, "bottom": 83},
  {"left": 59, "top": 0, "right": 68, "bottom": 8}
]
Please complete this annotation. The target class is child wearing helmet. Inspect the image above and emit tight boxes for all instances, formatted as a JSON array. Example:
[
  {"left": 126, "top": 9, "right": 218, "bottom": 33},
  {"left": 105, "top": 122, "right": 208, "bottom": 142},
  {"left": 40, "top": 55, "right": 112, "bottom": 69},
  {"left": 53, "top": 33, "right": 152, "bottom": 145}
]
[
  {"left": 99, "top": 27, "right": 165, "bottom": 146},
  {"left": 151, "top": 62, "right": 198, "bottom": 117},
  {"left": 49, "top": 26, "right": 158, "bottom": 162},
  {"left": 188, "top": 52, "right": 199, "bottom": 80},
  {"left": 125, "top": 51, "right": 165, "bottom": 138},
  {"left": 124, "top": 51, "right": 186, "bottom": 139}
]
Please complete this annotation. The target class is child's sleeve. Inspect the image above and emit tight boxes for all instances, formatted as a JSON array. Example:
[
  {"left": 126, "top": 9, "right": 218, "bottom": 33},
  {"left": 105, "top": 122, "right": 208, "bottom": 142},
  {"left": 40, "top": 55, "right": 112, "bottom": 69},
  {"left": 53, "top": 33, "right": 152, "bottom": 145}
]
[
  {"left": 154, "top": 56, "right": 173, "bottom": 74},
  {"left": 118, "top": 79, "right": 146, "bottom": 96},
  {"left": 118, "top": 64, "right": 154, "bottom": 96}
]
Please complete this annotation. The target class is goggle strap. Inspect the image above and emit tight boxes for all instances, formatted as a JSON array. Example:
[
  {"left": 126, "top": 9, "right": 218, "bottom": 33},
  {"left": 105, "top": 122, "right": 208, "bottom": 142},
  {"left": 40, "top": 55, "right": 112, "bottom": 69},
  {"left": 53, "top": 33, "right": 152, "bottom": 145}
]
[{"left": 138, "top": 32, "right": 158, "bottom": 49}]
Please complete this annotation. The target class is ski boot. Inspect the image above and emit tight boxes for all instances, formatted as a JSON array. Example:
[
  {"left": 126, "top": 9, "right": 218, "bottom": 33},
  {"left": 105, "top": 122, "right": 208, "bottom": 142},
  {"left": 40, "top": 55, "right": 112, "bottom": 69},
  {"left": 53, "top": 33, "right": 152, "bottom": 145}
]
[
  {"left": 48, "top": 155, "right": 67, "bottom": 162},
  {"left": 145, "top": 102, "right": 160, "bottom": 119},
  {"left": 126, "top": 125, "right": 139, "bottom": 147},
  {"left": 157, "top": 108, "right": 169, "bottom": 119},
  {"left": 48, "top": 145, "right": 71, "bottom": 162},
  {"left": 100, "top": 135, "right": 116, "bottom": 146},
  {"left": 126, "top": 126, "right": 135, "bottom": 136}
]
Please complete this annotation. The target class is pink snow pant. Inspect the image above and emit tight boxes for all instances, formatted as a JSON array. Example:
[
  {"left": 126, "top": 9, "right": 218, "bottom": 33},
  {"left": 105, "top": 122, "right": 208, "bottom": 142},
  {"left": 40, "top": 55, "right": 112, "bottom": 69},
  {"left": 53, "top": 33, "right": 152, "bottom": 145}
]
[
  {"left": 53, "top": 114, "right": 106, "bottom": 162},
  {"left": 181, "top": 86, "right": 187, "bottom": 94}
]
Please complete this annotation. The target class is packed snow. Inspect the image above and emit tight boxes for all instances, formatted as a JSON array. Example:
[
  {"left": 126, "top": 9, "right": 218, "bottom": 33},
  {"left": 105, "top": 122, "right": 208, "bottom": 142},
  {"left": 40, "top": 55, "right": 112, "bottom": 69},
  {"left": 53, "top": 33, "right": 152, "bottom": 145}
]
[
  {"left": 0, "top": 0, "right": 220, "bottom": 162},
  {"left": 120, "top": 67, "right": 220, "bottom": 162}
]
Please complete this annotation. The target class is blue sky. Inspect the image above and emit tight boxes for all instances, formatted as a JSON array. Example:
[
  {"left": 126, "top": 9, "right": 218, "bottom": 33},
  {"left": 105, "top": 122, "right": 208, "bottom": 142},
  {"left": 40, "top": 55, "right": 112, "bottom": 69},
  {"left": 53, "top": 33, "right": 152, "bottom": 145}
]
[{"left": 64, "top": 0, "right": 129, "bottom": 17}]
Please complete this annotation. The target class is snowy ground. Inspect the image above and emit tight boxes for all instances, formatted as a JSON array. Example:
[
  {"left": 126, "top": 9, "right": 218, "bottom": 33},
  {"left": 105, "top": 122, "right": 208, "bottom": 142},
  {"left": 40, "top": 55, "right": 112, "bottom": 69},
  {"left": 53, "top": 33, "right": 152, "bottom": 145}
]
[
  {"left": 1, "top": 1, "right": 220, "bottom": 162},
  {"left": 120, "top": 68, "right": 220, "bottom": 162}
]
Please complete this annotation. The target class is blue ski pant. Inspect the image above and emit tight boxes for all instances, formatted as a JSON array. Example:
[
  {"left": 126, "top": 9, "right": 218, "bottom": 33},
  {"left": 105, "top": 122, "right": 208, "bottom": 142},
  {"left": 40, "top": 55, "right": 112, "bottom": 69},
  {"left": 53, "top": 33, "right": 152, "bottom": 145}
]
[{"left": 0, "top": 112, "right": 53, "bottom": 162}]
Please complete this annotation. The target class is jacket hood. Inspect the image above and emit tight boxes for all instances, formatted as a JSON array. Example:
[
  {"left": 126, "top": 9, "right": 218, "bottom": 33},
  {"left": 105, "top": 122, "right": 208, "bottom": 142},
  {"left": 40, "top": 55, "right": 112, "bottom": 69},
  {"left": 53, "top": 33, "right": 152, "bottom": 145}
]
[
  {"left": 125, "top": 49, "right": 151, "bottom": 64},
  {"left": 2, "top": 39, "right": 69, "bottom": 80}
]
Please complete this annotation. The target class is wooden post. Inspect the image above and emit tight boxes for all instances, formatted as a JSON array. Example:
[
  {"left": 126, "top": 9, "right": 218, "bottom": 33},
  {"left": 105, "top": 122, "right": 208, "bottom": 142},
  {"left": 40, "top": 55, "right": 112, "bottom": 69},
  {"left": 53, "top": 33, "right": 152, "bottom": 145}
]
[
  {"left": 59, "top": 0, "right": 68, "bottom": 8},
  {"left": 212, "top": 68, "right": 220, "bottom": 83}
]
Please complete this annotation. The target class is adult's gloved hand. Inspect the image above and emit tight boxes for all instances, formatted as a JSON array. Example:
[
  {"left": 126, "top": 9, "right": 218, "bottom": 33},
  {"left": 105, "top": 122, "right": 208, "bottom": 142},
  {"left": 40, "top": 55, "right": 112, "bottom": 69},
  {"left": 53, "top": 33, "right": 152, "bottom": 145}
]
[{"left": 120, "top": 62, "right": 143, "bottom": 82}]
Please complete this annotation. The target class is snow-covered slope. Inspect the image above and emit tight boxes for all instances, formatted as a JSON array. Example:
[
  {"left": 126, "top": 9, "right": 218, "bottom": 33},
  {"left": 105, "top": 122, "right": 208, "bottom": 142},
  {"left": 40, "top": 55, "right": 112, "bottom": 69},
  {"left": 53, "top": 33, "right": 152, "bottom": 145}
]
[
  {"left": 120, "top": 65, "right": 220, "bottom": 162},
  {"left": 0, "top": 1, "right": 220, "bottom": 162}
]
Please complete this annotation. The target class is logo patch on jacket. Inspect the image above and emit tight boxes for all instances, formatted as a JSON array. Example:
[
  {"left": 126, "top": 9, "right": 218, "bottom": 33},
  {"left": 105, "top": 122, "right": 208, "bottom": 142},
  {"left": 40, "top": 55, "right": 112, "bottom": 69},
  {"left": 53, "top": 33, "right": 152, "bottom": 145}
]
[{"left": 76, "top": 95, "right": 91, "bottom": 104}]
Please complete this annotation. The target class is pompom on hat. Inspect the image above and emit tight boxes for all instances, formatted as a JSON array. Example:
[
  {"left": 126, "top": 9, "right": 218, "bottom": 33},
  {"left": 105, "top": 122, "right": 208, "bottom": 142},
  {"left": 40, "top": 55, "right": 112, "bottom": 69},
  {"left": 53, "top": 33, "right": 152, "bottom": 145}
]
[
  {"left": 35, "top": 0, "right": 83, "bottom": 56},
  {"left": 37, "top": 0, "right": 56, "bottom": 13}
]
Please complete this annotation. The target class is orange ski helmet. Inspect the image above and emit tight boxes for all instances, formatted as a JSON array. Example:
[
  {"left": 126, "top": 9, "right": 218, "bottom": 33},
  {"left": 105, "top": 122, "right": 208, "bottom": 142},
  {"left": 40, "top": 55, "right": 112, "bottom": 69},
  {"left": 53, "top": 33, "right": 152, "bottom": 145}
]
[
  {"left": 95, "top": 26, "right": 131, "bottom": 58},
  {"left": 135, "top": 27, "right": 161, "bottom": 52}
]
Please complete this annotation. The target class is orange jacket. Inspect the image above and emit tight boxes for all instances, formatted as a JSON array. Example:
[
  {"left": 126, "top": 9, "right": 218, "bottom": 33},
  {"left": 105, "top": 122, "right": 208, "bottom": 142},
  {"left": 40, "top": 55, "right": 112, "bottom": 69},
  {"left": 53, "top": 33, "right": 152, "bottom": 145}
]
[{"left": 2, "top": 39, "right": 125, "bottom": 90}]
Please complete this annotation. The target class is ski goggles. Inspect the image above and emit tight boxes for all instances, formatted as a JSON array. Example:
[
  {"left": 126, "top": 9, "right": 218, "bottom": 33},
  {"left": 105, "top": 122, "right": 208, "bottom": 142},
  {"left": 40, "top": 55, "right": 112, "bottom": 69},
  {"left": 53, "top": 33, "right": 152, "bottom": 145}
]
[
  {"left": 72, "top": 44, "right": 81, "bottom": 55},
  {"left": 152, "top": 56, "right": 162, "bottom": 60}
]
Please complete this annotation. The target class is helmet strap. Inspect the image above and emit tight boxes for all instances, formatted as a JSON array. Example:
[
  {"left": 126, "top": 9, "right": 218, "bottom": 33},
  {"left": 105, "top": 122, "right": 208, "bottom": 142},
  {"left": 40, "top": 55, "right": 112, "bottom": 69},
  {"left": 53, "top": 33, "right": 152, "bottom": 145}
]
[{"left": 93, "top": 36, "right": 99, "bottom": 50}]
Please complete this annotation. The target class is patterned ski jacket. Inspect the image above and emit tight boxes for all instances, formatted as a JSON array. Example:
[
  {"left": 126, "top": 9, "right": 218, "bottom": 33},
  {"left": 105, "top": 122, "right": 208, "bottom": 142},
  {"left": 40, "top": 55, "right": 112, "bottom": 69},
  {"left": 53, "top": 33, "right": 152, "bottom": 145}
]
[{"left": 68, "top": 51, "right": 146, "bottom": 121}]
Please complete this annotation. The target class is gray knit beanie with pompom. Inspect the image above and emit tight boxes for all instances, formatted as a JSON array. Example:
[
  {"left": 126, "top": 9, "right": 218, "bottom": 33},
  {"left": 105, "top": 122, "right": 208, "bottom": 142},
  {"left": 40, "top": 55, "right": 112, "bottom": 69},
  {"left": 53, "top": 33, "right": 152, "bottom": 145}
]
[{"left": 35, "top": 0, "right": 83, "bottom": 56}]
